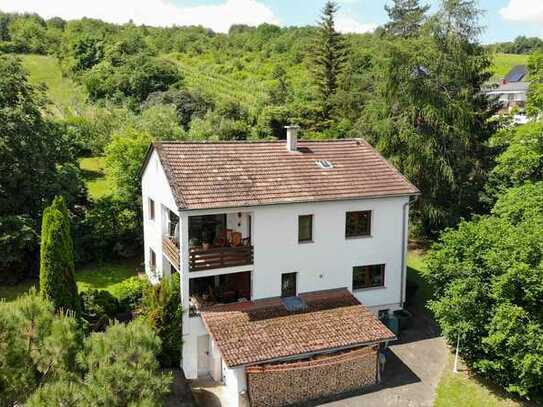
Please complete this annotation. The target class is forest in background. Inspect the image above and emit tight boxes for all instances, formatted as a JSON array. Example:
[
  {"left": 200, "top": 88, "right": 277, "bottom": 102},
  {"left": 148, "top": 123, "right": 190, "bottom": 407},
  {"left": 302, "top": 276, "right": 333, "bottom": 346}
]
[{"left": 2, "top": 0, "right": 543, "bottom": 402}]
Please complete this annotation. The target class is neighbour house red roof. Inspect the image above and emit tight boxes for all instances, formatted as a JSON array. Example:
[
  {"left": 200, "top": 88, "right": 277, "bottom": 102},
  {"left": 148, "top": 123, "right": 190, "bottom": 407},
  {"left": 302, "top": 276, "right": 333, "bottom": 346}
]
[
  {"left": 199, "top": 288, "right": 396, "bottom": 367},
  {"left": 149, "top": 139, "right": 419, "bottom": 210}
]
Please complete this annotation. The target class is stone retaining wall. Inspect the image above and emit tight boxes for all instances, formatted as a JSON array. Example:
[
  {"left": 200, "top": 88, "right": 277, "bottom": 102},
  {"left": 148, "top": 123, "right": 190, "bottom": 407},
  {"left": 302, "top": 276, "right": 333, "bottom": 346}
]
[{"left": 246, "top": 346, "right": 378, "bottom": 407}]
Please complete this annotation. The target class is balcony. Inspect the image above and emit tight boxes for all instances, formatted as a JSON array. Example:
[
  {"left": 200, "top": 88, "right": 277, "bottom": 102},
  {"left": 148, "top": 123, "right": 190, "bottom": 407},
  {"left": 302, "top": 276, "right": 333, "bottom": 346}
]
[
  {"left": 189, "top": 245, "right": 253, "bottom": 272},
  {"left": 162, "top": 236, "right": 180, "bottom": 270}
]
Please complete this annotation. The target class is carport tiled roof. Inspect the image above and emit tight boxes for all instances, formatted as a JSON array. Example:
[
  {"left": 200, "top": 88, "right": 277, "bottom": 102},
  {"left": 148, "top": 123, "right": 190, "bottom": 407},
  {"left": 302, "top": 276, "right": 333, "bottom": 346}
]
[
  {"left": 199, "top": 288, "right": 396, "bottom": 367},
  {"left": 148, "top": 139, "right": 419, "bottom": 210}
]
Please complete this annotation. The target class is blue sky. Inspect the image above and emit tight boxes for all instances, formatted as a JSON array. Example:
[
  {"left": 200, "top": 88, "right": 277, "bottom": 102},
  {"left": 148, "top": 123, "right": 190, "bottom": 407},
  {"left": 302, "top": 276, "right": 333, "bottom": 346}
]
[{"left": 1, "top": 0, "right": 542, "bottom": 43}]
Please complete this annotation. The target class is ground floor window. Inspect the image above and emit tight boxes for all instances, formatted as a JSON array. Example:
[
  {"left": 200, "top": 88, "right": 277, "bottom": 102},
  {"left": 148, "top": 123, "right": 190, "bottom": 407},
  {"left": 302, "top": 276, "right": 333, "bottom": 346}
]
[{"left": 353, "top": 264, "right": 385, "bottom": 290}]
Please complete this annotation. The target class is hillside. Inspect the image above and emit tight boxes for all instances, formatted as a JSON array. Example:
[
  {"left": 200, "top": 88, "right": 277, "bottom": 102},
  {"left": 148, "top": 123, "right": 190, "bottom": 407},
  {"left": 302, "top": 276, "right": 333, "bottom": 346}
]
[
  {"left": 491, "top": 53, "right": 529, "bottom": 79},
  {"left": 19, "top": 54, "right": 87, "bottom": 118}
]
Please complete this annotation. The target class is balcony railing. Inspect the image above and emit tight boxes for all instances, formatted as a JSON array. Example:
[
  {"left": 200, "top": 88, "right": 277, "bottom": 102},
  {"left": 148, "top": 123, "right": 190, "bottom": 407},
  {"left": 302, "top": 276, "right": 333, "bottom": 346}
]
[
  {"left": 162, "top": 236, "right": 180, "bottom": 270},
  {"left": 189, "top": 245, "right": 253, "bottom": 272}
]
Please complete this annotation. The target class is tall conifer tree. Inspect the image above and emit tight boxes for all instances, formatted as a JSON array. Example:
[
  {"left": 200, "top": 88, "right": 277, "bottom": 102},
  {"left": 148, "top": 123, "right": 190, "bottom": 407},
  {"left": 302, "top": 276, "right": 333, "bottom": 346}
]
[
  {"left": 312, "top": 1, "right": 347, "bottom": 123},
  {"left": 385, "top": 0, "right": 429, "bottom": 37},
  {"left": 39, "top": 196, "right": 79, "bottom": 312}
]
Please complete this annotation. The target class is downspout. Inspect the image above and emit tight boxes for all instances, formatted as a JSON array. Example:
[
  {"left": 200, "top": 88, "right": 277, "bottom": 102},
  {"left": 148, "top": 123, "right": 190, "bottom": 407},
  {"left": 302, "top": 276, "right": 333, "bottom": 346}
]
[{"left": 400, "top": 196, "right": 418, "bottom": 308}]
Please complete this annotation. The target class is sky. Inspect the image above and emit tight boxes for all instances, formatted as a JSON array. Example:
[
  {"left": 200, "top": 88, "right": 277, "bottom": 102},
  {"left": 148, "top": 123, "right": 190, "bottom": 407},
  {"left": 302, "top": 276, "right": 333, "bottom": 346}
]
[{"left": 0, "top": 0, "right": 542, "bottom": 44}]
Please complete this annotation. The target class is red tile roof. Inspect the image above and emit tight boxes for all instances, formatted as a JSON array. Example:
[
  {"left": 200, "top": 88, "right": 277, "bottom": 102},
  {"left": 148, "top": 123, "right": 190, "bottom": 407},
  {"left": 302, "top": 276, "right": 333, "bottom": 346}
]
[
  {"left": 199, "top": 288, "right": 396, "bottom": 367},
  {"left": 150, "top": 139, "right": 419, "bottom": 210}
]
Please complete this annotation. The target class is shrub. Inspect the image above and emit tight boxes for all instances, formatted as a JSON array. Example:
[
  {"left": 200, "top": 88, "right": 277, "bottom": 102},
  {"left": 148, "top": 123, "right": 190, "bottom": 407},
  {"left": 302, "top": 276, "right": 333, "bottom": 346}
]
[
  {"left": 0, "top": 290, "right": 83, "bottom": 406},
  {"left": 74, "top": 196, "right": 141, "bottom": 264},
  {"left": 140, "top": 273, "right": 182, "bottom": 368},
  {"left": 39, "top": 196, "right": 80, "bottom": 313},
  {"left": 1, "top": 291, "right": 171, "bottom": 405},
  {"left": 116, "top": 276, "right": 151, "bottom": 313},
  {"left": 79, "top": 319, "right": 171, "bottom": 405},
  {"left": 80, "top": 289, "right": 120, "bottom": 331}
]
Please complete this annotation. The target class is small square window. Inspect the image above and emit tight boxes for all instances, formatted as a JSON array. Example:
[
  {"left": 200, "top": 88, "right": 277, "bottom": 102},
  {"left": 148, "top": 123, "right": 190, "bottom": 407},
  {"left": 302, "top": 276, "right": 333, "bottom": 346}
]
[
  {"left": 346, "top": 210, "right": 371, "bottom": 237},
  {"left": 148, "top": 198, "right": 155, "bottom": 221},
  {"left": 298, "top": 215, "right": 313, "bottom": 243},
  {"left": 353, "top": 264, "right": 385, "bottom": 290}
]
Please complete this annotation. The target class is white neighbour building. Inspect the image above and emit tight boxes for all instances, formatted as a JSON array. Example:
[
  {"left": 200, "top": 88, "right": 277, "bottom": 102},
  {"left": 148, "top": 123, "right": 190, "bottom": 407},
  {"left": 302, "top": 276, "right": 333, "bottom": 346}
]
[{"left": 140, "top": 128, "right": 420, "bottom": 407}]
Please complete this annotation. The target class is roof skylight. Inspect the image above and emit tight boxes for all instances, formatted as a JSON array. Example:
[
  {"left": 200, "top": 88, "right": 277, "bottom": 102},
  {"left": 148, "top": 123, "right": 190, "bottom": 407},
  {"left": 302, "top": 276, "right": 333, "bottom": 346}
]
[{"left": 316, "top": 159, "right": 334, "bottom": 169}]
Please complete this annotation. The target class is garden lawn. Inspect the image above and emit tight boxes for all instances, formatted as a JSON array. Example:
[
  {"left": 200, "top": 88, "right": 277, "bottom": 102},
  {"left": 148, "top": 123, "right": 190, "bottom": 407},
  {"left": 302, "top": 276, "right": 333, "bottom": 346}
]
[
  {"left": 79, "top": 156, "right": 111, "bottom": 200},
  {"left": 19, "top": 54, "right": 87, "bottom": 118},
  {"left": 76, "top": 259, "right": 142, "bottom": 297},
  {"left": 435, "top": 354, "right": 528, "bottom": 407},
  {"left": 0, "top": 258, "right": 142, "bottom": 302}
]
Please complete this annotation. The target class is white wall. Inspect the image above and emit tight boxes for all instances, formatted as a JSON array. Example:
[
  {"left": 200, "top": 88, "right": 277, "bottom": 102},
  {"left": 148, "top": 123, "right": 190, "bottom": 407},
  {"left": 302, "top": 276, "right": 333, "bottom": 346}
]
[
  {"left": 222, "top": 364, "right": 247, "bottom": 407},
  {"left": 141, "top": 149, "right": 179, "bottom": 283},
  {"left": 251, "top": 196, "right": 410, "bottom": 310}
]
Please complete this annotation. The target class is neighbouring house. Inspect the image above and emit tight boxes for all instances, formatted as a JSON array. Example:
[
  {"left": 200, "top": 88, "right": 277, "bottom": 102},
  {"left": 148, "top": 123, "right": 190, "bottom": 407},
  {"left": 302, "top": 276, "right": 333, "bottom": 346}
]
[
  {"left": 140, "top": 127, "right": 420, "bottom": 406},
  {"left": 485, "top": 64, "right": 530, "bottom": 122}
]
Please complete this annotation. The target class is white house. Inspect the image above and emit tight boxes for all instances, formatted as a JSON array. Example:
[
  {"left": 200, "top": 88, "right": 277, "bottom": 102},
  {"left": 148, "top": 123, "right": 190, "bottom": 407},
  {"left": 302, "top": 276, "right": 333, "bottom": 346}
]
[{"left": 140, "top": 127, "right": 420, "bottom": 407}]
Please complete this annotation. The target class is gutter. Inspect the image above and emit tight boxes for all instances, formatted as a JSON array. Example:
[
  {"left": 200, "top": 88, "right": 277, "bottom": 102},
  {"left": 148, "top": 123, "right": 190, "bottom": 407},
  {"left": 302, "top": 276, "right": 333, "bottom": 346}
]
[{"left": 400, "top": 195, "right": 418, "bottom": 308}]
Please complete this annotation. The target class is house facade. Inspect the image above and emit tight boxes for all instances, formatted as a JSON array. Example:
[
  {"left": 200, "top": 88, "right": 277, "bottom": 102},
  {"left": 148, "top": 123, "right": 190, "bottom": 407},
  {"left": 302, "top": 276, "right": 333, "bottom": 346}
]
[{"left": 141, "top": 128, "right": 419, "bottom": 406}]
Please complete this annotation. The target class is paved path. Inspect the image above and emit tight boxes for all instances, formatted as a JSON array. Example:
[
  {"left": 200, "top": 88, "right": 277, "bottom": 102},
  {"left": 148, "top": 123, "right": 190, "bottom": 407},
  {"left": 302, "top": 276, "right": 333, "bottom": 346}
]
[{"left": 322, "top": 303, "right": 448, "bottom": 407}]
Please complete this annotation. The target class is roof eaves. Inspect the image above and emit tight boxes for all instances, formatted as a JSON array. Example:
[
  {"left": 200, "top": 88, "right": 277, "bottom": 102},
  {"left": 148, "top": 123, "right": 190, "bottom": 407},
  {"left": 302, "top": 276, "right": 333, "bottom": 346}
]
[{"left": 151, "top": 142, "right": 187, "bottom": 210}]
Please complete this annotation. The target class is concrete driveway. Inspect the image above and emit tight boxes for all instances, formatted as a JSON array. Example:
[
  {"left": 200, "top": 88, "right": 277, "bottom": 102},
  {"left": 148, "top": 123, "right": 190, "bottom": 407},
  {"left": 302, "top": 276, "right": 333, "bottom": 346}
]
[{"left": 321, "top": 303, "right": 448, "bottom": 407}]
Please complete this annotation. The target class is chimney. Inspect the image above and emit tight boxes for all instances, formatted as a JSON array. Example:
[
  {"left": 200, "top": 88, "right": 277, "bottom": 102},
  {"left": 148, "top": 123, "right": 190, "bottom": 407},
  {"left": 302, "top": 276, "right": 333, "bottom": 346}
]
[{"left": 285, "top": 125, "right": 299, "bottom": 152}]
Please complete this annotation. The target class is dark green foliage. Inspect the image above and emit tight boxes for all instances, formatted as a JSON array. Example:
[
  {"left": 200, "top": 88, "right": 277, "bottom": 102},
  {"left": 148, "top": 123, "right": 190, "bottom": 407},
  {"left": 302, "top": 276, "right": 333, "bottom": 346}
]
[
  {"left": 0, "top": 216, "right": 38, "bottom": 284},
  {"left": 74, "top": 196, "right": 142, "bottom": 263},
  {"left": 78, "top": 319, "right": 171, "bottom": 405},
  {"left": 424, "top": 181, "right": 543, "bottom": 400},
  {"left": 0, "top": 291, "right": 83, "bottom": 406},
  {"left": 384, "top": 0, "right": 430, "bottom": 37},
  {"left": 80, "top": 289, "right": 120, "bottom": 331},
  {"left": 84, "top": 53, "right": 181, "bottom": 104},
  {"left": 359, "top": 0, "right": 499, "bottom": 236},
  {"left": 0, "top": 54, "right": 85, "bottom": 279},
  {"left": 1, "top": 291, "right": 171, "bottom": 406},
  {"left": 39, "top": 196, "right": 80, "bottom": 313},
  {"left": 140, "top": 273, "right": 182, "bottom": 368},
  {"left": 144, "top": 89, "right": 212, "bottom": 130},
  {"left": 116, "top": 276, "right": 151, "bottom": 312},
  {"left": 527, "top": 51, "right": 543, "bottom": 117},
  {"left": 311, "top": 1, "right": 348, "bottom": 123}
]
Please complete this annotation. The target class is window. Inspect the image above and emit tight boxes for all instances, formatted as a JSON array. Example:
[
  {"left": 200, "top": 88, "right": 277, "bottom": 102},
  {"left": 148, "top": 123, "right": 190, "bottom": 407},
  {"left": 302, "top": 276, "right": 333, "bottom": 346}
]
[
  {"left": 316, "top": 159, "right": 333, "bottom": 169},
  {"left": 353, "top": 264, "right": 385, "bottom": 290},
  {"left": 149, "top": 248, "right": 157, "bottom": 268},
  {"left": 298, "top": 215, "right": 313, "bottom": 243},
  {"left": 281, "top": 273, "right": 297, "bottom": 297},
  {"left": 345, "top": 210, "right": 371, "bottom": 237},
  {"left": 148, "top": 198, "right": 155, "bottom": 221}
]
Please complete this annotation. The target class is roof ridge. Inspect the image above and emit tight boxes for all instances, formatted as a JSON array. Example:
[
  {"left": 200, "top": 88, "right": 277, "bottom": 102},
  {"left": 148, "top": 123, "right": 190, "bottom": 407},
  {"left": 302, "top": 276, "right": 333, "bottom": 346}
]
[{"left": 153, "top": 138, "right": 364, "bottom": 145}]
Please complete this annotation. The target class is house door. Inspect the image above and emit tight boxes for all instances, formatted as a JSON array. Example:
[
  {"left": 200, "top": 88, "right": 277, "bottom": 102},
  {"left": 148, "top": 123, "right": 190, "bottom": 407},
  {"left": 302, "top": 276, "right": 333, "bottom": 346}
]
[
  {"left": 281, "top": 273, "right": 297, "bottom": 297},
  {"left": 197, "top": 335, "right": 210, "bottom": 377}
]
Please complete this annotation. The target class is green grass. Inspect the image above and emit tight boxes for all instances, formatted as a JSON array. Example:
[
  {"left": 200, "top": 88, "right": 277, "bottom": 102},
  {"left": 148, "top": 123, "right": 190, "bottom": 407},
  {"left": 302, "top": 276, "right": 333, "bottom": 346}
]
[
  {"left": 492, "top": 53, "right": 529, "bottom": 80},
  {"left": 0, "top": 258, "right": 142, "bottom": 302},
  {"left": 75, "top": 258, "right": 143, "bottom": 297},
  {"left": 406, "top": 249, "right": 433, "bottom": 308},
  {"left": 19, "top": 54, "right": 87, "bottom": 118},
  {"left": 79, "top": 156, "right": 111, "bottom": 199},
  {"left": 436, "top": 355, "right": 528, "bottom": 407}
]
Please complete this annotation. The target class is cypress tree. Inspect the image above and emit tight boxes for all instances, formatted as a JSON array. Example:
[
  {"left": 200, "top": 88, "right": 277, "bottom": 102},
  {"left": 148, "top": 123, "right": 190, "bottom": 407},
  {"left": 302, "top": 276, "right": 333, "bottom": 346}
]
[
  {"left": 312, "top": 1, "right": 347, "bottom": 123},
  {"left": 39, "top": 196, "right": 79, "bottom": 312}
]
